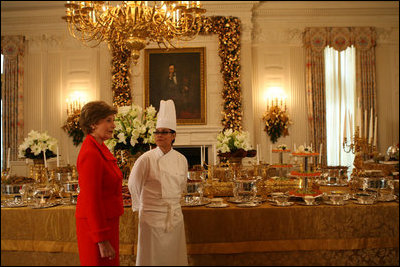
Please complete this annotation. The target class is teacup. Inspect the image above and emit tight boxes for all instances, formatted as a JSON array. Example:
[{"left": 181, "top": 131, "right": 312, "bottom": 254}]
[
  {"left": 356, "top": 193, "right": 375, "bottom": 204},
  {"left": 328, "top": 194, "right": 345, "bottom": 205},
  {"left": 210, "top": 198, "right": 224, "bottom": 206},
  {"left": 378, "top": 193, "right": 395, "bottom": 202},
  {"left": 303, "top": 195, "right": 316, "bottom": 205},
  {"left": 272, "top": 193, "right": 289, "bottom": 205}
]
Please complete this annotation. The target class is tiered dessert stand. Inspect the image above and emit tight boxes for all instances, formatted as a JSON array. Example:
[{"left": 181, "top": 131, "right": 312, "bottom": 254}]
[{"left": 289, "top": 151, "right": 322, "bottom": 196}]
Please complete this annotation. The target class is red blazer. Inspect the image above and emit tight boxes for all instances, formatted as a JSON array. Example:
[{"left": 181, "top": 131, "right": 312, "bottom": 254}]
[{"left": 76, "top": 134, "right": 124, "bottom": 243}]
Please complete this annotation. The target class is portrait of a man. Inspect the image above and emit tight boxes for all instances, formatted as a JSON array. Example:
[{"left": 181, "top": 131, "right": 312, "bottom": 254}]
[{"left": 145, "top": 48, "right": 206, "bottom": 125}]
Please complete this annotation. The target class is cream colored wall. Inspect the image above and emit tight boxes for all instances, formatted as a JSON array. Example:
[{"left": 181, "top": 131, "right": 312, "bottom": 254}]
[
  {"left": 251, "top": 1, "right": 399, "bottom": 162},
  {"left": 1, "top": 1, "right": 398, "bottom": 167}
]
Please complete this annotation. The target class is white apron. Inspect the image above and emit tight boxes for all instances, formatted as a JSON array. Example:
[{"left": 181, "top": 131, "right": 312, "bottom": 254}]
[{"left": 128, "top": 147, "right": 188, "bottom": 266}]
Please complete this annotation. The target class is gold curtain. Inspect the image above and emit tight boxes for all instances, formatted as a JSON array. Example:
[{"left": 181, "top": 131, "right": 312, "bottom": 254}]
[
  {"left": 303, "top": 27, "right": 377, "bottom": 164},
  {"left": 1, "top": 35, "right": 25, "bottom": 165}
]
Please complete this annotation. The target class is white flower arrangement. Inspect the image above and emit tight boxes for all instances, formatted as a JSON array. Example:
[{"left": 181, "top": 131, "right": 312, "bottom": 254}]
[
  {"left": 216, "top": 129, "right": 252, "bottom": 154},
  {"left": 277, "top": 144, "right": 288, "bottom": 150},
  {"left": 105, "top": 104, "right": 157, "bottom": 155},
  {"left": 18, "top": 130, "right": 58, "bottom": 159},
  {"left": 296, "top": 145, "right": 313, "bottom": 153}
]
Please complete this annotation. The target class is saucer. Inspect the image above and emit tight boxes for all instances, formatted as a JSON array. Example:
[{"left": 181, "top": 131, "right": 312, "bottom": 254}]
[
  {"left": 181, "top": 198, "right": 211, "bottom": 207},
  {"left": 270, "top": 201, "right": 294, "bottom": 207},
  {"left": 236, "top": 202, "right": 261, "bottom": 208},
  {"left": 206, "top": 203, "right": 229, "bottom": 208},
  {"left": 227, "top": 197, "right": 263, "bottom": 204},
  {"left": 299, "top": 202, "right": 320, "bottom": 206},
  {"left": 324, "top": 200, "right": 347, "bottom": 206},
  {"left": 1, "top": 201, "right": 28, "bottom": 208},
  {"left": 353, "top": 200, "right": 375, "bottom": 205},
  {"left": 377, "top": 195, "right": 397, "bottom": 202},
  {"left": 29, "top": 202, "right": 61, "bottom": 209}
]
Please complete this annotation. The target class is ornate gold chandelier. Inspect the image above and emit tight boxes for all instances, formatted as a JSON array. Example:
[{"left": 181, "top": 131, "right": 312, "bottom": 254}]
[{"left": 63, "top": 1, "right": 206, "bottom": 63}]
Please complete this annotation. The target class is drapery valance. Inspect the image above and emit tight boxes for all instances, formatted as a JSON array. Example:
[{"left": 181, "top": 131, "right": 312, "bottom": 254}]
[
  {"left": 303, "top": 27, "right": 377, "bottom": 165},
  {"left": 303, "top": 27, "right": 376, "bottom": 52},
  {"left": 1, "top": 35, "right": 25, "bottom": 165}
]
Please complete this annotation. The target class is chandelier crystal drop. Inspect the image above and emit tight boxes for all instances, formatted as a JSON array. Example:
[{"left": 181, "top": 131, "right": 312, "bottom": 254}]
[{"left": 63, "top": 1, "right": 206, "bottom": 63}]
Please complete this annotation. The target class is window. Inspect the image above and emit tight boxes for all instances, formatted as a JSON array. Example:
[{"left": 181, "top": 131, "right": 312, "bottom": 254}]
[{"left": 324, "top": 46, "right": 355, "bottom": 171}]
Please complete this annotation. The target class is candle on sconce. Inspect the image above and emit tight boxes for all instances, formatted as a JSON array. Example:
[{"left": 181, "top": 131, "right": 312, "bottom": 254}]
[
  {"left": 66, "top": 145, "right": 70, "bottom": 165},
  {"left": 203, "top": 145, "right": 206, "bottom": 164},
  {"left": 213, "top": 144, "right": 217, "bottom": 165},
  {"left": 364, "top": 109, "right": 367, "bottom": 138},
  {"left": 200, "top": 145, "right": 203, "bottom": 165},
  {"left": 369, "top": 108, "right": 373, "bottom": 142},
  {"left": 319, "top": 143, "right": 322, "bottom": 165},
  {"left": 269, "top": 145, "right": 272, "bottom": 164},
  {"left": 66, "top": 99, "right": 69, "bottom": 115},
  {"left": 43, "top": 151, "right": 47, "bottom": 168},
  {"left": 256, "top": 144, "right": 260, "bottom": 164},
  {"left": 356, "top": 98, "right": 361, "bottom": 131},
  {"left": 343, "top": 111, "right": 347, "bottom": 140},
  {"left": 7, "top": 147, "right": 10, "bottom": 169},
  {"left": 349, "top": 111, "right": 353, "bottom": 137},
  {"left": 373, "top": 116, "right": 377, "bottom": 147},
  {"left": 57, "top": 146, "right": 60, "bottom": 168}
]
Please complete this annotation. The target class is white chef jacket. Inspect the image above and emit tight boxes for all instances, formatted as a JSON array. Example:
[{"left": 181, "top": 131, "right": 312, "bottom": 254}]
[{"left": 128, "top": 147, "right": 188, "bottom": 266}]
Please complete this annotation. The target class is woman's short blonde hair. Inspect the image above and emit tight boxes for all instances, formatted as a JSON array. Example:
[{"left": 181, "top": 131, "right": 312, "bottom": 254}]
[{"left": 79, "top": 101, "right": 117, "bottom": 135}]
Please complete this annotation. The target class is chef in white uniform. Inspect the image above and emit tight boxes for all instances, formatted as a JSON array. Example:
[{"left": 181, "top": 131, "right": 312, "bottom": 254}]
[{"left": 128, "top": 99, "right": 188, "bottom": 266}]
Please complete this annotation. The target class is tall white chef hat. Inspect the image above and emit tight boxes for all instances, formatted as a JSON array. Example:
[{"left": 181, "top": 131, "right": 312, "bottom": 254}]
[{"left": 156, "top": 99, "right": 177, "bottom": 131}]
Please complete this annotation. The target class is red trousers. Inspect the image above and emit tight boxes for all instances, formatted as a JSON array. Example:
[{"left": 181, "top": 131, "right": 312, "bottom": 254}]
[{"left": 76, "top": 217, "right": 120, "bottom": 266}]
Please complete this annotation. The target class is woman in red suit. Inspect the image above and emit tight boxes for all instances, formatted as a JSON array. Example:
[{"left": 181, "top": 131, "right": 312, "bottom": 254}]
[{"left": 76, "top": 101, "right": 124, "bottom": 266}]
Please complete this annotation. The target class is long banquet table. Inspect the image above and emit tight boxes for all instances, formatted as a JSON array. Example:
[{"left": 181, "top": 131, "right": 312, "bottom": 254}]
[{"left": 1, "top": 198, "right": 399, "bottom": 266}]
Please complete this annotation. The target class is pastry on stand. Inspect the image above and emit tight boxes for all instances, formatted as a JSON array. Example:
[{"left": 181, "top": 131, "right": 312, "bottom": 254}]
[{"left": 289, "top": 149, "right": 322, "bottom": 197}]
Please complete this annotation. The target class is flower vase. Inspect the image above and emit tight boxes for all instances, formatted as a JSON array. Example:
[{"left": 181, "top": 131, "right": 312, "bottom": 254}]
[
  {"left": 116, "top": 150, "right": 142, "bottom": 180},
  {"left": 228, "top": 156, "right": 243, "bottom": 166},
  {"left": 30, "top": 159, "right": 48, "bottom": 183}
]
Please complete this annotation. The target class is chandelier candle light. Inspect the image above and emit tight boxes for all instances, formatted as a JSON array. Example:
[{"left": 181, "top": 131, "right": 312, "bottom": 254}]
[{"left": 63, "top": 1, "right": 206, "bottom": 64}]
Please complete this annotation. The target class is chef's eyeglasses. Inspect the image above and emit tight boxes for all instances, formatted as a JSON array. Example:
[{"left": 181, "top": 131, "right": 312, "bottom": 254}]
[{"left": 154, "top": 131, "right": 174, "bottom": 135}]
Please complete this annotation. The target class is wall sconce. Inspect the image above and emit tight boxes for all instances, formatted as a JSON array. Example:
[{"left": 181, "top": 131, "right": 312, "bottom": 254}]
[
  {"left": 62, "top": 91, "right": 87, "bottom": 146},
  {"left": 265, "top": 87, "right": 287, "bottom": 111},
  {"left": 66, "top": 91, "right": 87, "bottom": 115},
  {"left": 262, "top": 87, "right": 291, "bottom": 144}
]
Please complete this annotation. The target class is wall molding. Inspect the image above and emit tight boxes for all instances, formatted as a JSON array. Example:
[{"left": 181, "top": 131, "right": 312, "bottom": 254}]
[{"left": 253, "top": 8, "right": 399, "bottom": 18}]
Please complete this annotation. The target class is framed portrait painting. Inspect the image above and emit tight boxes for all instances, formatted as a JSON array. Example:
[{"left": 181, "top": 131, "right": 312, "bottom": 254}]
[{"left": 144, "top": 47, "right": 206, "bottom": 125}]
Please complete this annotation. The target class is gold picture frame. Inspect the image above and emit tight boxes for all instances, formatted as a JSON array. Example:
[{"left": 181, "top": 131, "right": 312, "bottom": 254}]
[{"left": 144, "top": 47, "right": 206, "bottom": 125}]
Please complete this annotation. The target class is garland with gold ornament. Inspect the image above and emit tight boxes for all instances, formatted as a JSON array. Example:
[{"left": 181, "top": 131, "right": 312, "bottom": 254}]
[
  {"left": 201, "top": 16, "right": 242, "bottom": 131},
  {"left": 111, "top": 43, "right": 133, "bottom": 107},
  {"left": 262, "top": 105, "right": 291, "bottom": 144},
  {"left": 108, "top": 16, "right": 243, "bottom": 130},
  {"left": 62, "top": 109, "right": 84, "bottom": 146}
]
